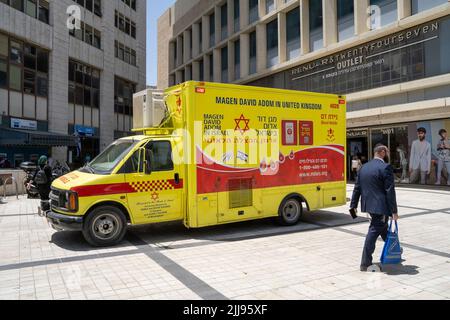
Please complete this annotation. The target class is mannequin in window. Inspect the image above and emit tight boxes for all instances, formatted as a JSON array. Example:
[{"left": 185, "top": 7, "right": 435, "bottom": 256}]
[{"left": 396, "top": 146, "right": 408, "bottom": 183}]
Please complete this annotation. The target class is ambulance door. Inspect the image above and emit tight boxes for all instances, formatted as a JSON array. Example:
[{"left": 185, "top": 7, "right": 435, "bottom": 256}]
[{"left": 125, "top": 140, "right": 184, "bottom": 224}]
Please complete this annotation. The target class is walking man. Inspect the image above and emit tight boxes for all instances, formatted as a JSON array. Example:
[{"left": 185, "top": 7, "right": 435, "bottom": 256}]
[
  {"left": 350, "top": 145, "right": 399, "bottom": 271},
  {"left": 409, "top": 127, "right": 431, "bottom": 184}
]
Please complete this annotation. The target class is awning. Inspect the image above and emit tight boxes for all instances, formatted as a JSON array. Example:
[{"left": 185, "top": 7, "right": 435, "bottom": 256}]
[{"left": 0, "top": 128, "right": 77, "bottom": 147}]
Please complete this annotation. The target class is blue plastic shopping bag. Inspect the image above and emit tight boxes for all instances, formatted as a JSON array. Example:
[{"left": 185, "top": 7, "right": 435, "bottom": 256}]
[{"left": 380, "top": 221, "right": 402, "bottom": 265}]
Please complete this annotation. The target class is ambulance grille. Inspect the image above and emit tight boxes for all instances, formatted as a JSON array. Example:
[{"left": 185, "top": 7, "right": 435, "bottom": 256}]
[{"left": 228, "top": 178, "right": 253, "bottom": 209}]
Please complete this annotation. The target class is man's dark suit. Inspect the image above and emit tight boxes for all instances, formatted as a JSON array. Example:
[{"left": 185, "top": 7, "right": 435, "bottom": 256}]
[{"left": 350, "top": 158, "right": 398, "bottom": 268}]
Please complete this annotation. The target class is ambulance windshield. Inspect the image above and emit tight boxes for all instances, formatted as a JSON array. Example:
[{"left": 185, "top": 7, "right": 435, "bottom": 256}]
[{"left": 88, "top": 140, "right": 138, "bottom": 174}]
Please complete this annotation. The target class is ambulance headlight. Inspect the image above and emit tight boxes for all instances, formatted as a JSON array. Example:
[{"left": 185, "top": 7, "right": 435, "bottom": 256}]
[{"left": 64, "top": 191, "right": 79, "bottom": 212}]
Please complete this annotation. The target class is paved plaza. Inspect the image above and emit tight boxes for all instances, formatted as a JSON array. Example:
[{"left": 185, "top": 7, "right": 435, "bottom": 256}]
[{"left": 0, "top": 185, "right": 449, "bottom": 300}]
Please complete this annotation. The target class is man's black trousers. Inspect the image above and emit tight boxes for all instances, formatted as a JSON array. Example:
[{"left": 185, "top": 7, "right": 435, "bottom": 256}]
[{"left": 361, "top": 214, "right": 389, "bottom": 267}]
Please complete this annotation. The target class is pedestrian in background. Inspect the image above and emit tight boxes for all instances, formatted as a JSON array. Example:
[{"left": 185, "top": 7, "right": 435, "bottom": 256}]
[
  {"left": 350, "top": 145, "right": 399, "bottom": 271},
  {"left": 351, "top": 155, "right": 363, "bottom": 181},
  {"left": 435, "top": 129, "right": 450, "bottom": 186}
]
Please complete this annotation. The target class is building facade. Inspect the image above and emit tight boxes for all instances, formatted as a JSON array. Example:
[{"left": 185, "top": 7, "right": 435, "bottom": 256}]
[
  {"left": 0, "top": 0, "right": 146, "bottom": 169},
  {"left": 158, "top": 0, "right": 450, "bottom": 186}
]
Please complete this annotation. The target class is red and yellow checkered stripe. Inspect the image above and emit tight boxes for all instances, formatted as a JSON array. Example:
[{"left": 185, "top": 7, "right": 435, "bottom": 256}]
[{"left": 129, "top": 179, "right": 183, "bottom": 193}]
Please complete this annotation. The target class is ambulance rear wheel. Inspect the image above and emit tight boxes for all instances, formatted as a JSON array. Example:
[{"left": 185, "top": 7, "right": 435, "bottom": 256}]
[
  {"left": 278, "top": 198, "right": 302, "bottom": 226},
  {"left": 82, "top": 206, "right": 127, "bottom": 247}
]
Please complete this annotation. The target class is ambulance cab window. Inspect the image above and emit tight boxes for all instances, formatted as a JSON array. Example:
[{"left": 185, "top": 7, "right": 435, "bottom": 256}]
[
  {"left": 148, "top": 141, "right": 174, "bottom": 171},
  {"left": 118, "top": 150, "right": 141, "bottom": 174}
]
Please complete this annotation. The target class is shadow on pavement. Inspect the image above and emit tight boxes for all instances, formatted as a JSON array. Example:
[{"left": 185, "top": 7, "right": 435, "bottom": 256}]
[
  {"left": 382, "top": 264, "right": 420, "bottom": 276},
  {"left": 48, "top": 210, "right": 368, "bottom": 252},
  {"left": 49, "top": 231, "right": 135, "bottom": 252}
]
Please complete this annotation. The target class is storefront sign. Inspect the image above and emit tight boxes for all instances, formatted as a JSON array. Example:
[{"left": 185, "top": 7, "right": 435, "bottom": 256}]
[
  {"left": 289, "top": 20, "right": 439, "bottom": 82},
  {"left": 10, "top": 118, "right": 38, "bottom": 131},
  {"left": 74, "top": 125, "right": 94, "bottom": 137},
  {"left": 347, "top": 129, "right": 368, "bottom": 138}
]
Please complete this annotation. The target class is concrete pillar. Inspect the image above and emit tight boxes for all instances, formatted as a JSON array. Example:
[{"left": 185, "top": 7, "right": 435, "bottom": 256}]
[
  {"left": 192, "top": 61, "right": 200, "bottom": 80},
  {"left": 275, "top": 0, "right": 284, "bottom": 9},
  {"left": 240, "top": 33, "right": 250, "bottom": 78},
  {"left": 278, "top": 11, "right": 287, "bottom": 64},
  {"left": 175, "top": 70, "right": 183, "bottom": 84},
  {"left": 323, "top": 0, "right": 338, "bottom": 47},
  {"left": 169, "top": 41, "right": 176, "bottom": 71},
  {"left": 256, "top": 23, "right": 267, "bottom": 72},
  {"left": 192, "top": 23, "right": 201, "bottom": 58},
  {"left": 185, "top": 65, "right": 192, "bottom": 81},
  {"left": 355, "top": 0, "right": 370, "bottom": 35},
  {"left": 240, "top": 0, "right": 250, "bottom": 29},
  {"left": 398, "top": 0, "right": 412, "bottom": 20},
  {"left": 176, "top": 35, "right": 183, "bottom": 67},
  {"left": 202, "top": 15, "right": 210, "bottom": 51},
  {"left": 213, "top": 48, "right": 221, "bottom": 82},
  {"left": 228, "top": 0, "right": 234, "bottom": 37},
  {"left": 300, "top": 0, "right": 310, "bottom": 55},
  {"left": 228, "top": 41, "right": 235, "bottom": 82},
  {"left": 183, "top": 30, "right": 191, "bottom": 63},
  {"left": 259, "top": 0, "right": 267, "bottom": 17}
]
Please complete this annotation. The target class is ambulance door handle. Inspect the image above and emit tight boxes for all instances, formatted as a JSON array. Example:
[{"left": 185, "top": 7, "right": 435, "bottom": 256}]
[{"left": 174, "top": 173, "right": 180, "bottom": 185}]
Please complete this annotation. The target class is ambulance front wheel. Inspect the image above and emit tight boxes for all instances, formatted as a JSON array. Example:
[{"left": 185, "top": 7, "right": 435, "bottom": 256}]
[
  {"left": 82, "top": 206, "right": 127, "bottom": 247},
  {"left": 278, "top": 197, "right": 303, "bottom": 226}
]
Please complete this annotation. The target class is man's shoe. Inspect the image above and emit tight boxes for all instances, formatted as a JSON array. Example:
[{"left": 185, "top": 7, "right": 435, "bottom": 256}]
[{"left": 360, "top": 265, "right": 369, "bottom": 272}]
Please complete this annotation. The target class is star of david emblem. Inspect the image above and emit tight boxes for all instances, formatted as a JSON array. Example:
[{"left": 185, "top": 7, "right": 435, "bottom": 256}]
[
  {"left": 234, "top": 114, "right": 250, "bottom": 134},
  {"left": 151, "top": 192, "right": 159, "bottom": 202}
]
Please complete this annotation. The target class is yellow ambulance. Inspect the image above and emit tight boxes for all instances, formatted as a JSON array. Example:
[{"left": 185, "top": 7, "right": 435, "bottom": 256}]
[{"left": 47, "top": 81, "right": 347, "bottom": 246}]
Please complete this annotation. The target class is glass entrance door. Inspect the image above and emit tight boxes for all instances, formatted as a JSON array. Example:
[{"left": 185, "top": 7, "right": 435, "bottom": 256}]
[{"left": 370, "top": 125, "right": 409, "bottom": 182}]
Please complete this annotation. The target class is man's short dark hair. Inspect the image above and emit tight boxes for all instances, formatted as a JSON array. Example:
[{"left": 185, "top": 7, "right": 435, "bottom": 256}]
[
  {"left": 439, "top": 129, "right": 447, "bottom": 137},
  {"left": 417, "top": 127, "right": 427, "bottom": 134}
]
